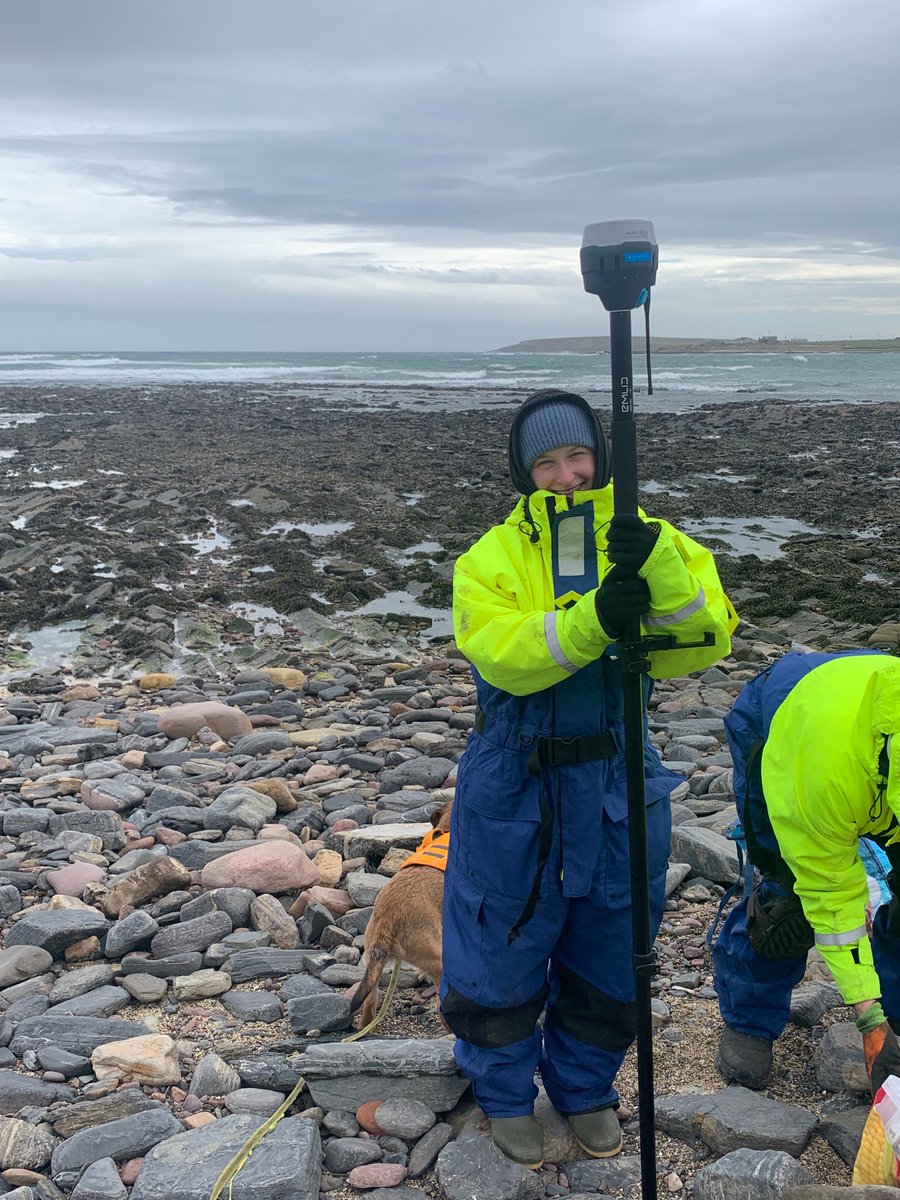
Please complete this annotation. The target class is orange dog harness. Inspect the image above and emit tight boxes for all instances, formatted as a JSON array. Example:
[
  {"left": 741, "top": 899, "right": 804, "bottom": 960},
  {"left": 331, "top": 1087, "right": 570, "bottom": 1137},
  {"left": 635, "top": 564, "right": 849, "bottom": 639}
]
[{"left": 399, "top": 827, "right": 449, "bottom": 872}]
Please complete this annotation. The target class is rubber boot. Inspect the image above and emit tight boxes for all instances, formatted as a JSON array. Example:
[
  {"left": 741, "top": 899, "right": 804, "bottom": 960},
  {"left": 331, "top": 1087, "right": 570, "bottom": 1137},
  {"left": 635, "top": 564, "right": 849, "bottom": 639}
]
[
  {"left": 489, "top": 1116, "right": 544, "bottom": 1170},
  {"left": 567, "top": 1106, "right": 623, "bottom": 1158},
  {"left": 716, "top": 1027, "right": 773, "bottom": 1089}
]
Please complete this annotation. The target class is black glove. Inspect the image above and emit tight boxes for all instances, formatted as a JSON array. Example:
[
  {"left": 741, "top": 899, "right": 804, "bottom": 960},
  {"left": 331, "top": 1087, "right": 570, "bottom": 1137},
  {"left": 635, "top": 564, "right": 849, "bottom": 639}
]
[
  {"left": 606, "top": 514, "right": 661, "bottom": 572},
  {"left": 595, "top": 566, "right": 651, "bottom": 639}
]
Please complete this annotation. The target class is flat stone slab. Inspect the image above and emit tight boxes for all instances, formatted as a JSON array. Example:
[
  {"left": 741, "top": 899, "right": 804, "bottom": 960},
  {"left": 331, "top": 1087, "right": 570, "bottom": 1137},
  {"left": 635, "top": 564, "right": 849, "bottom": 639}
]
[
  {"left": 0, "top": 946, "right": 54, "bottom": 988},
  {"left": 51, "top": 1109, "right": 185, "bottom": 1173},
  {"left": 694, "top": 1148, "right": 816, "bottom": 1200},
  {"left": 656, "top": 1087, "right": 818, "bottom": 1157},
  {"left": 49, "top": 985, "right": 131, "bottom": 1019},
  {"left": 5, "top": 910, "right": 109, "bottom": 956},
  {"left": 49, "top": 1093, "right": 165, "bottom": 1138},
  {"left": 333, "top": 823, "right": 432, "bottom": 858},
  {"left": 670, "top": 826, "right": 740, "bottom": 885},
  {"left": 224, "top": 949, "right": 318, "bottom": 983},
  {"left": 224, "top": 1053, "right": 302, "bottom": 1092},
  {"left": 816, "top": 1105, "right": 870, "bottom": 1165},
  {"left": 130, "top": 1114, "right": 321, "bottom": 1200},
  {"left": 0, "top": 1070, "right": 71, "bottom": 1115},
  {"left": 10, "top": 1015, "right": 151, "bottom": 1057},
  {"left": 296, "top": 1039, "right": 469, "bottom": 1113},
  {"left": 785, "top": 1187, "right": 900, "bottom": 1199},
  {"left": 435, "top": 1131, "right": 544, "bottom": 1200}
]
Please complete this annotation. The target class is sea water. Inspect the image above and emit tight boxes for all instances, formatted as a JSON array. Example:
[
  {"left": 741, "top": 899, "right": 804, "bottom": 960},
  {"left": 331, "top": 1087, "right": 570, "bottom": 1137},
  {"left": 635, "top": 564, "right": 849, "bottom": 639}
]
[{"left": 0, "top": 349, "right": 897, "bottom": 413}]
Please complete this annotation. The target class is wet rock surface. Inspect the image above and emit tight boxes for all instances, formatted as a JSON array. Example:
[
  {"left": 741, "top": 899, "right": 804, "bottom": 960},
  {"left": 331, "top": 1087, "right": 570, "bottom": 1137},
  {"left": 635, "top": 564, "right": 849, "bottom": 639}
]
[
  {"left": 0, "top": 385, "right": 897, "bottom": 1197},
  {"left": 0, "top": 388, "right": 897, "bottom": 672}
]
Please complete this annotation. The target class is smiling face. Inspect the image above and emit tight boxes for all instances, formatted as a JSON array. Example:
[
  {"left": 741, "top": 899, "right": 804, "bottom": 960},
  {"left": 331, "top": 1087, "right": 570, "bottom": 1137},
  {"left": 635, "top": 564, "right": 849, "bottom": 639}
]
[{"left": 529, "top": 444, "right": 596, "bottom": 498}]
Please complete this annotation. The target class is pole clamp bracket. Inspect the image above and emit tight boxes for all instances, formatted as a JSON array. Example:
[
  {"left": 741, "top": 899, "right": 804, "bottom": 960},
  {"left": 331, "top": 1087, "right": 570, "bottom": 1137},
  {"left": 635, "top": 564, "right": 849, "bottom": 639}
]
[{"left": 632, "top": 949, "right": 658, "bottom": 978}]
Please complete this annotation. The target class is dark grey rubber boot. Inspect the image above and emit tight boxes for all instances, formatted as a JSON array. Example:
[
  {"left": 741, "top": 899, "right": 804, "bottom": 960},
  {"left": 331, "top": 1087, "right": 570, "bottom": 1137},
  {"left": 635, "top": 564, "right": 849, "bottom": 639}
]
[
  {"left": 716, "top": 1027, "right": 774, "bottom": 1089},
  {"left": 568, "top": 1105, "right": 623, "bottom": 1158},
  {"left": 490, "top": 1116, "right": 545, "bottom": 1170}
]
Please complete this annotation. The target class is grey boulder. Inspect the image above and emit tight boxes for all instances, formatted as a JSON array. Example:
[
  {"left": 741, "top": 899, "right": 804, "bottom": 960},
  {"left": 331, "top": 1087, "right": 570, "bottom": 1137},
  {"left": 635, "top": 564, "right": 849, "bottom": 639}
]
[
  {"left": 693, "top": 1148, "right": 816, "bottom": 1200},
  {"left": 130, "top": 1114, "right": 321, "bottom": 1200},
  {"left": 297, "top": 1039, "right": 469, "bottom": 1113}
]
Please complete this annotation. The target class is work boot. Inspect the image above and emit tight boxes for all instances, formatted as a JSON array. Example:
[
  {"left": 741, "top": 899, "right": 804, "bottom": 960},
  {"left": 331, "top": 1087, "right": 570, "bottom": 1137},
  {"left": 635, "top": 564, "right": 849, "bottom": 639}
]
[
  {"left": 716, "top": 1027, "right": 773, "bottom": 1089},
  {"left": 490, "top": 1115, "right": 544, "bottom": 1170},
  {"left": 568, "top": 1106, "right": 623, "bottom": 1158}
]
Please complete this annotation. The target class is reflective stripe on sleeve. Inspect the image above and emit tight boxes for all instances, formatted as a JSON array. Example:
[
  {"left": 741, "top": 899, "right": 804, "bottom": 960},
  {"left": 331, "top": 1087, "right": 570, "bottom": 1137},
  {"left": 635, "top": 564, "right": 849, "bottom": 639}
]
[
  {"left": 814, "top": 925, "right": 869, "bottom": 947},
  {"left": 543, "top": 612, "right": 578, "bottom": 674},
  {"left": 644, "top": 585, "right": 707, "bottom": 628}
]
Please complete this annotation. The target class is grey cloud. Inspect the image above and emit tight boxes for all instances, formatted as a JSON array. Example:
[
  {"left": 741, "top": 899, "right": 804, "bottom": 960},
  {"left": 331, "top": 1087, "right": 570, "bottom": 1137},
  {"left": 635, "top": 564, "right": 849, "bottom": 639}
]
[
  {"left": 2, "top": 0, "right": 900, "bottom": 347},
  {"left": 0, "top": 247, "right": 125, "bottom": 262}
]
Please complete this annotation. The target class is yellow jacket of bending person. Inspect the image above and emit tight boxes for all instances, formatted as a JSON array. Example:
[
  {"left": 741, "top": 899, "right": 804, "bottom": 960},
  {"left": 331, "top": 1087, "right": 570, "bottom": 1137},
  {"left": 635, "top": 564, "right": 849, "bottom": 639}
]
[
  {"left": 760, "top": 655, "right": 900, "bottom": 1003},
  {"left": 454, "top": 486, "right": 737, "bottom": 696}
]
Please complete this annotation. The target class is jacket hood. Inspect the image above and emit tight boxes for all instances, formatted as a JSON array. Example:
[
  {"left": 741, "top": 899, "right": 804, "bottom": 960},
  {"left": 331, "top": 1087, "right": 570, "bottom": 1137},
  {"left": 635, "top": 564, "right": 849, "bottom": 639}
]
[{"left": 507, "top": 389, "right": 611, "bottom": 495}]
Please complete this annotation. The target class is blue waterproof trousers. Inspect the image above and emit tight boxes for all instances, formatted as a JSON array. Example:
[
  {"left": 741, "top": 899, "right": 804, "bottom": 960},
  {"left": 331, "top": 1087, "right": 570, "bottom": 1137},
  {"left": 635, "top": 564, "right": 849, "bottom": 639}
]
[
  {"left": 715, "top": 893, "right": 900, "bottom": 1039},
  {"left": 712, "top": 650, "right": 900, "bottom": 1039},
  {"left": 440, "top": 658, "right": 673, "bottom": 1117}
]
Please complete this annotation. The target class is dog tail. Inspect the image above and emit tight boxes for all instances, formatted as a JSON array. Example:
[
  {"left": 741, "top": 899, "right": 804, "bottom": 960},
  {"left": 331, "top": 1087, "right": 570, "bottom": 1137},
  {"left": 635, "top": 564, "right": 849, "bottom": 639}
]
[{"left": 349, "top": 945, "right": 389, "bottom": 1015}]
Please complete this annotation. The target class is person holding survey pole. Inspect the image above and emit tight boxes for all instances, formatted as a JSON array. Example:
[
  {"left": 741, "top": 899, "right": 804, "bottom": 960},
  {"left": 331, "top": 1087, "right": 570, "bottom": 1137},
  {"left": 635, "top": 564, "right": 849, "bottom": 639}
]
[{"left": 440, "top": 382, "right": 737, "bottom": 1171}]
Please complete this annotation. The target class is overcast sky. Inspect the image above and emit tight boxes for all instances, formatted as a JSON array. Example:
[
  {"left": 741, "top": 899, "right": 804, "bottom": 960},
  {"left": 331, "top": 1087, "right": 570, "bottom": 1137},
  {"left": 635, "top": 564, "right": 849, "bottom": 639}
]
[{"left": 2, "top": 0, "right": 899, "bottom": 351}]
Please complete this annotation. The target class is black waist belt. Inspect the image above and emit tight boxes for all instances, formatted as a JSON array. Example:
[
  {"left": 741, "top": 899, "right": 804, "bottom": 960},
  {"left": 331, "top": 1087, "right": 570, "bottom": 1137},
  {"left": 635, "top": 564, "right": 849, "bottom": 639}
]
[{"left": 474, "top": 709, "right": 616, "bottom": 771}]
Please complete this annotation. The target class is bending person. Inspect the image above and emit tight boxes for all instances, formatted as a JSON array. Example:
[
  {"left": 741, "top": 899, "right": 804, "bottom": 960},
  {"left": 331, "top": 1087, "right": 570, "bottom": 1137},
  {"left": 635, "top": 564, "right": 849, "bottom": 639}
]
[
  {"left": 441, "top": 388, "right": 736, "bottom": 1170},
  {"left": 713, "top": 649, "right": 900, "bottom": 1095}
]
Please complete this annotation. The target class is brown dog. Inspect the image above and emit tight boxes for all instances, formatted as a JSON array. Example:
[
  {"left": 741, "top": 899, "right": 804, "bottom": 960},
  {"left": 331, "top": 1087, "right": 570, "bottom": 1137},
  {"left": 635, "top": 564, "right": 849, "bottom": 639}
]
[{"left": 349, "top": 800, "right": 452, "bottom": 1030}]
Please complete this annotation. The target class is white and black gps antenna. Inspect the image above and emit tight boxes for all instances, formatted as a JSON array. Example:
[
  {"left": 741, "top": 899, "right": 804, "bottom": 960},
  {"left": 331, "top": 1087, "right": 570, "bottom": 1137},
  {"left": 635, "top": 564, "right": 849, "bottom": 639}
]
[
  {"left": 581, "top": 219, "right": 658, "bottom": 513},
  {"left": 580, "top": 220, "right": 710, "bottom": 1200}
]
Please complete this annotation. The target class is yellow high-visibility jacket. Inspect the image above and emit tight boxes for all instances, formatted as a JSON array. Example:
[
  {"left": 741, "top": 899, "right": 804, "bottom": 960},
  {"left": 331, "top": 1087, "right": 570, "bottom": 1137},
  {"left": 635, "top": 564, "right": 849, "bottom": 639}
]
[
  {"left": 454, "top": 486, "right": 738, "bottom": 695},
  {"left": 762, "top": 654, "right": 900, "bottom": 1003}
]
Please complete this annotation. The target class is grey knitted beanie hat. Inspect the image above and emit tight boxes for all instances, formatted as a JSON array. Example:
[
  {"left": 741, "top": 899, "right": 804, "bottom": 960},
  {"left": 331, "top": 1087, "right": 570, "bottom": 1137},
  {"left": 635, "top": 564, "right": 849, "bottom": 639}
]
[{"left": 516, "top": 399, "right": 596, "bottom": 470}]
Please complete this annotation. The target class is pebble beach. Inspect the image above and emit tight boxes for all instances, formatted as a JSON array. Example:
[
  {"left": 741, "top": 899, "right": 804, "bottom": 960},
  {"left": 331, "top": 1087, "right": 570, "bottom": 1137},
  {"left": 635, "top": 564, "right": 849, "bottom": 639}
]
[{"left": 0, "top": 383, "right": 898, "bottom": 1200}]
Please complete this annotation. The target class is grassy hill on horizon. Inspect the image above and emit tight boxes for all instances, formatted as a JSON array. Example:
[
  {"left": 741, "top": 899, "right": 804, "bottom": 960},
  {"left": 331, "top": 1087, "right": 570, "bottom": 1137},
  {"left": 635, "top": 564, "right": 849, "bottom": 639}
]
[{"left": 494, "top": 335, "right": 900, "bottom": 354}]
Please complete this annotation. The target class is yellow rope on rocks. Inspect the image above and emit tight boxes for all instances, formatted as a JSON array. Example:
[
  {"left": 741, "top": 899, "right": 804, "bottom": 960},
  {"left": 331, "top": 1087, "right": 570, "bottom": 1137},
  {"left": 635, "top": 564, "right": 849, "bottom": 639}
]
[
  {"left": 341, "top": 959, "right": 402, "bottom": 1043},
  {"left": 209, "top": 1074, "right": 306, "bottom": 1200},
  {"left": 208, "top": 961, "right": 403, "bottom": 1198}
]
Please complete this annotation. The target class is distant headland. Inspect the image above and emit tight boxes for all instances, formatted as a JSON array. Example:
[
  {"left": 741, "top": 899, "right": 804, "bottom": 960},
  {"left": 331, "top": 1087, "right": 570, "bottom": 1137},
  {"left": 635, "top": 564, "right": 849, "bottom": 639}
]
[{"left": 493, "top": 335, "right": 900, "bottom": 354}]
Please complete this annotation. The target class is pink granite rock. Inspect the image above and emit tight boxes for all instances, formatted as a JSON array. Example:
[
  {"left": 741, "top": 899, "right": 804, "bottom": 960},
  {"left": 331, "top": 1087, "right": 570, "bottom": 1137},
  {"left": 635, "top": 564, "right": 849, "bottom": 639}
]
[
  {"left": 346, "top": 1163, "right": 407, "bottom": 1188},
  {"left": 257, "top": 824, "right": 302, "bottom": 844},
  {"left": 199, "top": 841, "right": 320, "bottom": 894},
  {"left": 154, "top": 827, "right": 187, "bottom": 846},
  {"left": 304, "top": 885, "right": 353, "bottom": 917},
  {"left": 47, "top": 862, "right": 107, "bottom": 896},
  {"left": 157, "top": 701, "right": 252, "bottom": 741},
  {"left": 302, "top": 763, "right": 340, "bottom": 784},
  {"left": 119, "top": 1158, "right": 144, "bottom": 1186}
]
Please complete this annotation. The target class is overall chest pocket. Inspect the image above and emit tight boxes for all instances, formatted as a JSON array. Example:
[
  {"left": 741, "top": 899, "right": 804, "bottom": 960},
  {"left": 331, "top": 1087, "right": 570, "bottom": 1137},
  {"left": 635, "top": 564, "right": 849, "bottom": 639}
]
[{"left": 454, "top": 737, "right": 544, "bottom": 902}]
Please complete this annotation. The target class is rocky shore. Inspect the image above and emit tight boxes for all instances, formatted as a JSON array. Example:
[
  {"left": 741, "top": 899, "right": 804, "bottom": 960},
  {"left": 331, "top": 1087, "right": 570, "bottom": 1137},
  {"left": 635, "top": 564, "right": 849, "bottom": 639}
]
[
  {"left": 0, "top": 385, "right": 898, "bottom": 1200},
  {"left": 0, "top": 386, "right": 897, "bottom": 679}
]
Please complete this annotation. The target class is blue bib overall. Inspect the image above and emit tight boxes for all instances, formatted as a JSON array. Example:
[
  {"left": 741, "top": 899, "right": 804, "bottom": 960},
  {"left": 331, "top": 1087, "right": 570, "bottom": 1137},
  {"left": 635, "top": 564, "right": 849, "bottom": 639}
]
[
  {"left": 713, "top": 650, "right": 900, "bottom": 1038},
  {"left": 440, "top": 655, "right": 674, "bottom": 1116}
]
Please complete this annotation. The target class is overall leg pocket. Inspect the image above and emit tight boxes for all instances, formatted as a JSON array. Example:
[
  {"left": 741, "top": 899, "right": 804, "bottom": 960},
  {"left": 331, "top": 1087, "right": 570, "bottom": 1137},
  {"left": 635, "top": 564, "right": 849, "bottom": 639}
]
[
  {"left": 442, "top": 871, "right": 486, "bottom": 998},
  {"left": 597, "top": 791, "right": 671, "bottom": 910},
  {"left": 454, "top": 740, "right": 544, "bottom": 902}
]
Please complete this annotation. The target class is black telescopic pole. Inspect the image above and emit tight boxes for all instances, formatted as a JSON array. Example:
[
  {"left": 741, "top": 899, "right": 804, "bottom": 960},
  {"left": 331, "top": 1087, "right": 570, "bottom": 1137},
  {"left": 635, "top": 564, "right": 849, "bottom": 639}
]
[
  {"left": 581, "top": 220, "right": 660, "bottom": 1200},
  {"left": 609, "top": 307, "right": 658, "bottom": 1200}
]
